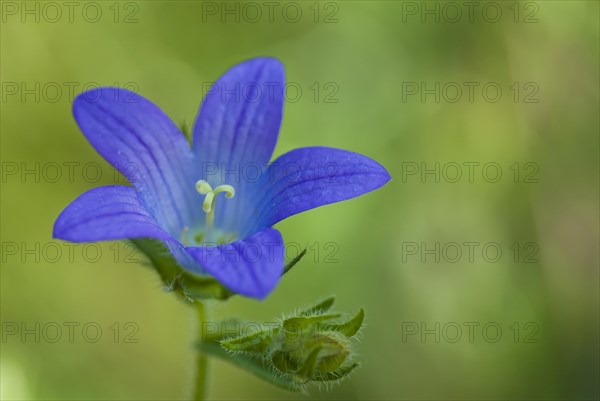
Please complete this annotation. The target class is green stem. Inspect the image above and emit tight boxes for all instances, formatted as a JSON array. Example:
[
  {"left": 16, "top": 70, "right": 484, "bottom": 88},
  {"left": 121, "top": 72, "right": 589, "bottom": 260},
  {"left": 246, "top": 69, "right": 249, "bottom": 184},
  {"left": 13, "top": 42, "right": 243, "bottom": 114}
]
[{"left": 193, "top": 301, "right": 208, "bottom": 401}]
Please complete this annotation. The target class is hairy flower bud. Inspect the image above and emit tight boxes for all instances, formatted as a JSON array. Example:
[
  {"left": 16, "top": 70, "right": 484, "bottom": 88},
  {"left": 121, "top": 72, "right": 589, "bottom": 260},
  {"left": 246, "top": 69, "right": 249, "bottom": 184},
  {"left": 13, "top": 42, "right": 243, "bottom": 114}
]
[{"left": 214, "top": 297, "right": 364, "bottom": 391}]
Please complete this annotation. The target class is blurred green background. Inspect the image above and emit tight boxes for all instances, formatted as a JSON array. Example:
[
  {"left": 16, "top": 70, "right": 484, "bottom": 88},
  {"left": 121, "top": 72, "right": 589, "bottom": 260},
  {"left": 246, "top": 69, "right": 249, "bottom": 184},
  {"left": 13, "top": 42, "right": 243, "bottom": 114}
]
[{"left": 1, "top": 1, "right": 598, "bottom": 400}]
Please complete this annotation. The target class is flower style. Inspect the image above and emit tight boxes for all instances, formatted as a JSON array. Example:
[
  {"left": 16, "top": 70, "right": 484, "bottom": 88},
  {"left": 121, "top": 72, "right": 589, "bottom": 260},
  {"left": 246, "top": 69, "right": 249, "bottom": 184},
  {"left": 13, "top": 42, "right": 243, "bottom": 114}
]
[{"left": 53, "top": 58, "right": 391, "bottom": 299}]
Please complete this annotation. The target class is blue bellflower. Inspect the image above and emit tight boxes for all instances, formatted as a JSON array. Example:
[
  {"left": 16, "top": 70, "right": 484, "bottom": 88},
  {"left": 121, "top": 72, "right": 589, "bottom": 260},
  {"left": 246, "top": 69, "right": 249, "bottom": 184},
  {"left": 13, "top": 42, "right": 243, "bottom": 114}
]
[{"left": 54, "top": 58, "right": 391, "bottom": 299}]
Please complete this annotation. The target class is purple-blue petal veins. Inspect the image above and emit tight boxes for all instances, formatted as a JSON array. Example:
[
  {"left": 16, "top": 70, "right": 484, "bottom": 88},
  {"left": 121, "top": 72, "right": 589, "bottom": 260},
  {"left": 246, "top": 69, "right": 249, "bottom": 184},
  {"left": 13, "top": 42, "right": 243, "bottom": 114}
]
[
  {"left": 244, "top": 146, "right": 391, "bottom": 236},
  {"left": 72, "top": 87, "right": 200, "bottom": 236},
  {"left": 185, "top": 228, "right": 284, "bottom": 299},
  {"left": 191, "top": 57, "right": 285, "bottom": 236},
  {"left": 192, "top": 57, "right": 284, "bottom": 169},
  {"left": 53, "top": 186, "right": 174, "bottom": 242}
]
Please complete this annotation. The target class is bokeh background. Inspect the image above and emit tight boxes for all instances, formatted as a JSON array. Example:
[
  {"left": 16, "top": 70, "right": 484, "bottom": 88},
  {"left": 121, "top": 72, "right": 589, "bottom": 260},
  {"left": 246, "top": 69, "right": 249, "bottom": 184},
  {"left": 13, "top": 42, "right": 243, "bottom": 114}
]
[{"left": 1, "top": 1, "right": 598, "bottom": 400}]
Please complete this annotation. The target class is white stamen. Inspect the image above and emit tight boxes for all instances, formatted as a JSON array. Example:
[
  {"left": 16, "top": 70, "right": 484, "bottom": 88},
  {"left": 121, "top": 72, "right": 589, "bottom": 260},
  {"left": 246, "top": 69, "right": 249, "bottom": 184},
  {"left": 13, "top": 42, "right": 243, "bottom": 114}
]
[{"left": 202, "top": 192, "right": 215, "bottom": 213}]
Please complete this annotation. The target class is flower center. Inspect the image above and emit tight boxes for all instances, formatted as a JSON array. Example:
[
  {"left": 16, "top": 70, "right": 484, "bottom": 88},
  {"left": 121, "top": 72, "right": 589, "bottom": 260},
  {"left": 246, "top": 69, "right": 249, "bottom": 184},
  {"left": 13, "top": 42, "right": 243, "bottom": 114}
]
[{"left": 180, "top": 180, "right": 236, "bottom": 246}]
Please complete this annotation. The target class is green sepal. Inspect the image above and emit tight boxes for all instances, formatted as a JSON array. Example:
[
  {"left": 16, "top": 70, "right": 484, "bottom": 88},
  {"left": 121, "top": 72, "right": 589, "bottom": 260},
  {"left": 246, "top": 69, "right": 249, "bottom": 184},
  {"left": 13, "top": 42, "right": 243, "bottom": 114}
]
[
  {"left": 315, "top": 362, "right": 360, "bottom": 382},
  {"left": 179, "top": 120, "right": 191, "bottom": 139},
  {"left": 283, "top": 248, "right": 307, "bottom": 274},
  {"left": 271, "top": 350, "right": 301, "bottom": 373},
  {"left": 131, "top": 238, "right": 234, "bottom": 301},
  {"left": 312, "top": 332, "right": 350, "bottom": 372},
  {"left": 295, "top": 346, "right": 323, "bottom": 383},
  {"left": 283, "top": 313, "right": 341, "bottom": 332},
  {"left": 299, "top": 296, "right": 336, "bottom": 316},
  {"left": 322, "top": 308, "right": 365, "bottom": 337},
  {"left": 220, "top": 329, "right": 276, "bottom": 354},
  {"left": 131, "top": 239, "right": 308, "bottom": 302}
]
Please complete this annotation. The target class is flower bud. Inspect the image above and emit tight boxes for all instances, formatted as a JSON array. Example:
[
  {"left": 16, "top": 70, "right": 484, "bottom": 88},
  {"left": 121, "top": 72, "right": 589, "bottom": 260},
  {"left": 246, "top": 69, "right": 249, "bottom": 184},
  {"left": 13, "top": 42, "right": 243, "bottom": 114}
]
[{"left": 217, "top": 297, "right": 365, "bottom": 390}]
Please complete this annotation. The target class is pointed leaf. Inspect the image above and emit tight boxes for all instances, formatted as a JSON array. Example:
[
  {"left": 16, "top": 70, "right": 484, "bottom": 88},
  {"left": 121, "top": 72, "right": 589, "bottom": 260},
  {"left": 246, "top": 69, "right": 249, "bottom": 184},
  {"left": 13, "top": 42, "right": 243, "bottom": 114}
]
[
  {"left": 322, "top": 308, "right": 365, "bottom": 337},
  {"left": 299, "top": 296, "right": 335, "bottom": 316},
  {"left": 198, "top": 339, "right": 298, "bottom": 392},
  {"left": 220, "top": 329, "right": 275, "bottom": 354},
  {"left": 295, "top": 346, "right": 323, "bottom": 382},
  {"left": 283, "top": 248, "right": 307, "bottom": 275},
  {"left": 283, "top": 314, "right": 341, "bottom": 332}
]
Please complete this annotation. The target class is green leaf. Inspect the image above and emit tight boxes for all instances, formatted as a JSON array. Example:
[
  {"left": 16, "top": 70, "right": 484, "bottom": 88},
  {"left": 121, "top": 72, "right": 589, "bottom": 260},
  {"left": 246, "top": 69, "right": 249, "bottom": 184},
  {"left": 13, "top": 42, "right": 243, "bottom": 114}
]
[
  {"left": 198, "top": 332, "right": 299, "bottom": 392},
  {"left": 322, "top": 308, "right": 365, "bottom": 337}
]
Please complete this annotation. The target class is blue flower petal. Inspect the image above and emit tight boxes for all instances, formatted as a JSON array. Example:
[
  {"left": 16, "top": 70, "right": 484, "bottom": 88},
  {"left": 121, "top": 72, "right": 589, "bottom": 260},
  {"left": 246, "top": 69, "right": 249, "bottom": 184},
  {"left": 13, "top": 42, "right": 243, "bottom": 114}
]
[
  {"left": 192, "top": 57, "right": 284, "bottom": 171},
  {"left": 185, "top": 228, "right": 284, "bottom": 299},
  {"left": 53, "top": 186, "right": 174, "bottom": 242},
  {"left": 73, "top": 87, "right": 199, "bottom": 236},
  {"left": 247, "top": 147, "right": 391, "bottom": 234},
  {"left": 191, "top": 58, "right": 285, "bottom": 235}
]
